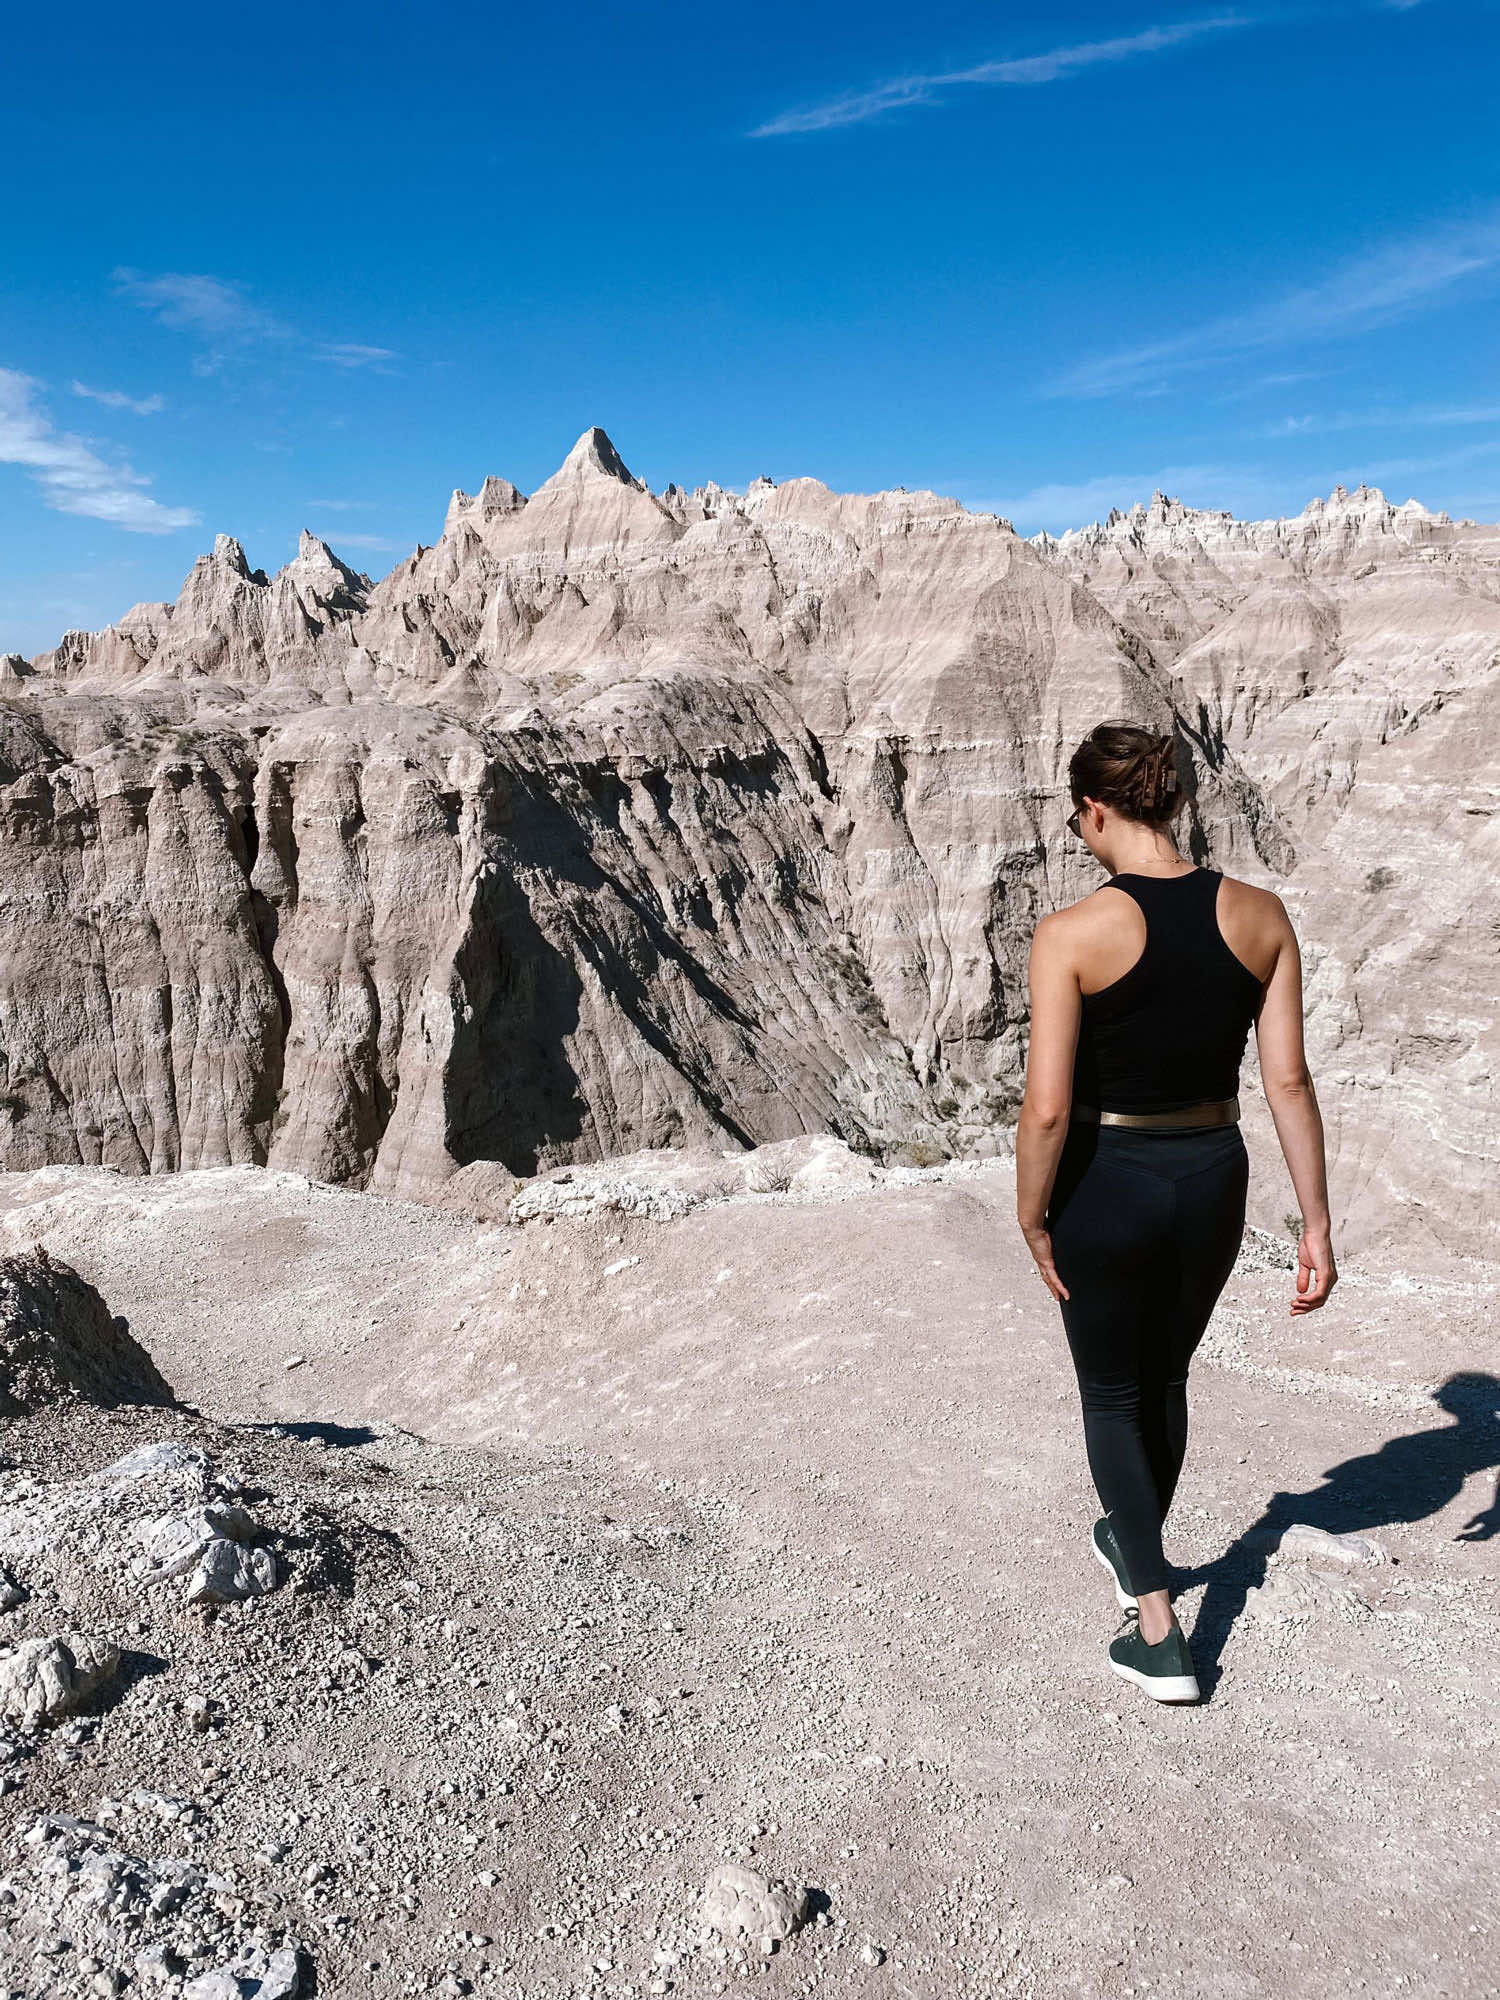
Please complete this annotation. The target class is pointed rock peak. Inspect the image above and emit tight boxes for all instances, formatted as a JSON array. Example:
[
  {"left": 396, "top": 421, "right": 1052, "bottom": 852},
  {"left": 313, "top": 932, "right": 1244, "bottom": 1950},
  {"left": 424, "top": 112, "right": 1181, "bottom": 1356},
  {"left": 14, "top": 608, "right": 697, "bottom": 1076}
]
[
  {"left": 297, "top": 529, "right": 335, "bottom": 563},
  {"left": 477, "top": 473, "right": 525, "bottom": 512},
  {"left": 211, "top": 533, "right": 251, "bottom": 576},
  {"left": 555, "top": 426, "right": 642, "bottom": 488},
  {"left": 445, "top": 474, "right": 527, "bottom": 534}
]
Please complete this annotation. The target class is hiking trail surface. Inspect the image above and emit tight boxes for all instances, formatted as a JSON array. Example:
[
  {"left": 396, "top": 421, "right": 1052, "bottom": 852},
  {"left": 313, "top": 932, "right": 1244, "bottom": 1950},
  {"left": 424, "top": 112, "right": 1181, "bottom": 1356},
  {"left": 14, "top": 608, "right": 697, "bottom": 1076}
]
[{"left": 0, "top": 1147, "right": 1492, "bottom": 1997}]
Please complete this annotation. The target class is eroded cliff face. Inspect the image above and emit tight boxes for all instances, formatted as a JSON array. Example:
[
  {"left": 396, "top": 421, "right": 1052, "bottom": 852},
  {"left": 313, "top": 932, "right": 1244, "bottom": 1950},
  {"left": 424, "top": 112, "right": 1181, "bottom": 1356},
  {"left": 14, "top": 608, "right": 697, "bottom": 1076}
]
[
  {"left": 1042, "top": 484, "right": 1500, "bottom": 1265},
  {"left": 4, "top": 435, "right": 1495, "bottom": 1260}
]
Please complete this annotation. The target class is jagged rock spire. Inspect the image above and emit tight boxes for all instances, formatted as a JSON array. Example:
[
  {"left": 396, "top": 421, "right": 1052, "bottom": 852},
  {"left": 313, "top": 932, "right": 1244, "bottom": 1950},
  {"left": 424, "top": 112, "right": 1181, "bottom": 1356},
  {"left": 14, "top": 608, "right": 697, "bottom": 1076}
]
[{"left": 545, "top": 426, "right": 644, "bottom": 490}]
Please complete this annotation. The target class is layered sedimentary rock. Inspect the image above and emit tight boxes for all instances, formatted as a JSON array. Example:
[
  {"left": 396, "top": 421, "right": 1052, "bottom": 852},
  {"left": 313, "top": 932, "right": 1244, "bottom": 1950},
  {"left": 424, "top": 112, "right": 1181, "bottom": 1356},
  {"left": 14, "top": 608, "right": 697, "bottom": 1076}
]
[
  {"left": 3, "top": 435, "right": 1496, "bottom": 1259},
  {"left": 1041, "top": 486, "right": 1500, "bottom": 1265}
]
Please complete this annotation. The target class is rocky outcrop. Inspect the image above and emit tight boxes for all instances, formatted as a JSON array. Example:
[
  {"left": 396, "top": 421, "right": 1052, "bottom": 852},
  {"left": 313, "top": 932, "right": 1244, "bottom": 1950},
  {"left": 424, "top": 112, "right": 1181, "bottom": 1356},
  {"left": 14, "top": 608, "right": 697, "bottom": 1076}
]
[
  {"left": 0, "top": 1248, "right": 174, "bottom": 1416},
  {"left": 4, "top": 436, "right": 1497, "bottom": 1259},
  {"left": 1041, "top": 483, "right": 1500, "bottom": 1266}
]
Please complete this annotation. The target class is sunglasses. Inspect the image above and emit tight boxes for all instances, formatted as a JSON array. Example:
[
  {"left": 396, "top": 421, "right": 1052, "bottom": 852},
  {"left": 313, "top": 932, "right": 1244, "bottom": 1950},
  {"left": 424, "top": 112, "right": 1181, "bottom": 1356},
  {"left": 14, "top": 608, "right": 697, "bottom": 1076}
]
[{"left": 1066, "top": 806, "right": 1084, "bottom": 839}]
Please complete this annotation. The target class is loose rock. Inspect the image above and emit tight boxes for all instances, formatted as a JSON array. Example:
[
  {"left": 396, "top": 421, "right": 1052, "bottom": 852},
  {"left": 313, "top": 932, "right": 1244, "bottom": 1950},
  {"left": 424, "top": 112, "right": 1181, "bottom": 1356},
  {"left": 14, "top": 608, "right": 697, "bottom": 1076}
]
[
  {"left": 697, "top": 1862, "right": 811, "bottom": 1943},
  {"left": 0, "top": 1633, "right": 121, "bottom": 1731}
]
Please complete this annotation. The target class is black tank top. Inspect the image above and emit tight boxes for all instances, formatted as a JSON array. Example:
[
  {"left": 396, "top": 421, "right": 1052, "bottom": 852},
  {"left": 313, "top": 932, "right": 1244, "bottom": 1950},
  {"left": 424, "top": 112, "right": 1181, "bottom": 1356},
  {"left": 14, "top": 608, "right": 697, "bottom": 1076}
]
[{"left": 1070, "top": 869, "right": 1264, "bottom": 1114}]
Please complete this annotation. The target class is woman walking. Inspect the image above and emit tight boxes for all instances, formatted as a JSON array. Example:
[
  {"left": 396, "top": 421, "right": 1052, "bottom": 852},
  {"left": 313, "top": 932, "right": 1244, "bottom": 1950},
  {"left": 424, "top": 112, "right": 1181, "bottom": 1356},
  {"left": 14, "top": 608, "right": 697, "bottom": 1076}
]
[{"left": 1016, "top": 721, "right": 1337, "bottom": 1703}]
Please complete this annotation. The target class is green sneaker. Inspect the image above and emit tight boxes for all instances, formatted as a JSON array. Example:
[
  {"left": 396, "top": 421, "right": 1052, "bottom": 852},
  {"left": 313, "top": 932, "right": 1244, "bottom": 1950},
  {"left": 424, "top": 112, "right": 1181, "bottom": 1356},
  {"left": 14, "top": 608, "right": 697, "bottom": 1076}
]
[
  {"left": 1091, "top": 1517, "right": 1137, "bottom": 1611},
  {"left": 1108, "top": 1619, "right": 1201, "bottom": 1704}
]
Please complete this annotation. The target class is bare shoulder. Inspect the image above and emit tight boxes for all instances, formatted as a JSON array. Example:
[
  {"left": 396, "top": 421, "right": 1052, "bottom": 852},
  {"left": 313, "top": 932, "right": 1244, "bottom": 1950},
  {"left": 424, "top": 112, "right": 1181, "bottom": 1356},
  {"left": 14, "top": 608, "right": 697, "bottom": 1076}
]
[
  {"left": 1028, "top": 905, "right": 1074, "bottom": 957},
  {"left": 1030, "top": 894, "right": 1098, "bottom": 958},
  {"left": 1217, "top": 871, "right": 1293, "bottom": 931},
  {"left": 1031, "top": 884, "right": 1135, "bottom": 971},
  {"left": 1216, "top": 871, "right": 1295, "bottom": 980}
]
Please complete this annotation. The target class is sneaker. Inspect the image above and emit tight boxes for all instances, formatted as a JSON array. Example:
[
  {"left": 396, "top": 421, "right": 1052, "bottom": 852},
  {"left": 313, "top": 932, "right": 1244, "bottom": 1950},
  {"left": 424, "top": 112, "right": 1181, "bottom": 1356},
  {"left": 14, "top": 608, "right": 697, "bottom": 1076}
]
[
  {"left": 1091, "top": 1517, "right": 1137, "bottom": 1611},
  {"left": 1107, "top": 1619, "right": 1201, "bottom": 1704}
]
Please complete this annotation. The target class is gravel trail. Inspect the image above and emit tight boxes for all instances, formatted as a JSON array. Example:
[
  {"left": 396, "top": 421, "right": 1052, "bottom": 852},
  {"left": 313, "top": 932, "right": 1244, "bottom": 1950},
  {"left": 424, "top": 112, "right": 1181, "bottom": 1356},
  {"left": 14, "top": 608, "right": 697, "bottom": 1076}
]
[{"left": 0, "top": 1160, "right": 1494, "bottom": 1998}]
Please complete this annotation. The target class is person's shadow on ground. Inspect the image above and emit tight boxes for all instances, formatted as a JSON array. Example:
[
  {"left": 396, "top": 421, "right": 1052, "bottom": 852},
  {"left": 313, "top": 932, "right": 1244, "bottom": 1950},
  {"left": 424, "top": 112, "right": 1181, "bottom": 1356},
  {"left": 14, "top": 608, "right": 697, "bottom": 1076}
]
[{"left": 1181, "top": 1371, "right": 1500, "bottom": 1695}]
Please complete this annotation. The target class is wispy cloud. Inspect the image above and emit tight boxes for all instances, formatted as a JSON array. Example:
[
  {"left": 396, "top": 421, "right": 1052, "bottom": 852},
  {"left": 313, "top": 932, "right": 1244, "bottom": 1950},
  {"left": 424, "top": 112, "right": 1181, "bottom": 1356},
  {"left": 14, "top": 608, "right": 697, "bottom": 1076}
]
[
  {"left": 316, "top": 530, "right": 399, "bottom": 551},
  {"left": 752, "top": 15, "right": 1248, "bottom": 136},
  {"left": 1265, "top": 402, "right": 1500, "bottom": 437},
  {"left": 1361, "top": 437, "right": 1500, "bottom": 481},
  {"left": 312, "top": 343, "right": 397, "bottom": 371},
  {"left": 0, "top": 369, "right": 198, "bottom": 533},
  {"left": 113, "top": 268, "right": 291, "bottom": 373},
  {"left": 115, "top": 268, "right": 398, "bottom": 377},
  {"left": 71, "top": 380, "right": 166, "bottom": 417},
  {"left": 113, "top": 269, "right": 287, "bottom": 340},
  {"left": 1215, "top": 369, "right": 1326, "bottom": 403},
  {"left": 1430, "top": 491, "right": 1500, "bottom": 518},
  {"left": 1053, "top": 210, "right": 1500, "bottom": 397}
]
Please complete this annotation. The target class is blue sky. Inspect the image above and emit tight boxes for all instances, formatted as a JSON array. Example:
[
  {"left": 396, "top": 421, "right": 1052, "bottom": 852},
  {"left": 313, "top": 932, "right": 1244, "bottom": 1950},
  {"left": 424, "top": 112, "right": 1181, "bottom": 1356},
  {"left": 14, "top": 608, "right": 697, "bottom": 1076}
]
[{"left": 3, "top": 0, "right": 1498, "bottom": 652}]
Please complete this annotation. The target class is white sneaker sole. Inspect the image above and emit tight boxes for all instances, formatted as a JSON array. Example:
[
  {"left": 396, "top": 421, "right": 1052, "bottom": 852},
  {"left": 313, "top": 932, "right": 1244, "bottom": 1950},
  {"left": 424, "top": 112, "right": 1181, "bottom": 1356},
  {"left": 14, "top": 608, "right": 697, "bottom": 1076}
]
[
  {"left": 1092, "top": 1529, "right": 1137, "bottom": 1611},
  {"left": 1109, "top": 1657, "right": 1201, "bottom": 1703}
]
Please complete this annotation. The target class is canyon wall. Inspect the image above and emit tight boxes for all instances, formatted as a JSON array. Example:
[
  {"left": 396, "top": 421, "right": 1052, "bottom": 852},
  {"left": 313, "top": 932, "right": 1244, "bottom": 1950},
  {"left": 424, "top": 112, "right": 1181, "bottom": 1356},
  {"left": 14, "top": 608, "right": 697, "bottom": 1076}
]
[{"left": 3, "top": 436, "right": 1496, "bottom": 1263}]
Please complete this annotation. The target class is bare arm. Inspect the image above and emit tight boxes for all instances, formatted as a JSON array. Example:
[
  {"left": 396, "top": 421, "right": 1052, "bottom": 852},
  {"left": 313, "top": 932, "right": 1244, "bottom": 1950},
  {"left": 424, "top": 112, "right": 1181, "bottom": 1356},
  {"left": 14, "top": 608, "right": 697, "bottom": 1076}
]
[
  {"left": 1254, "top": 899, "right": 1338, "bottom": 1315},
  {"left": 1015, "top": 913, "right": 1079, "bottom": 1301}
]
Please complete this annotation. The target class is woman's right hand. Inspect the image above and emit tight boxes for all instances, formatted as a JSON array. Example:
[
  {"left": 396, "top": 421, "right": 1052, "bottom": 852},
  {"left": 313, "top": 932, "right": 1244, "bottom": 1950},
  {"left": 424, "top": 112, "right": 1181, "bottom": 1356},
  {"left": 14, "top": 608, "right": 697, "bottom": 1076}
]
[{"left": 1290, "top": 1226, "right": 1337, "bottom": 1315}]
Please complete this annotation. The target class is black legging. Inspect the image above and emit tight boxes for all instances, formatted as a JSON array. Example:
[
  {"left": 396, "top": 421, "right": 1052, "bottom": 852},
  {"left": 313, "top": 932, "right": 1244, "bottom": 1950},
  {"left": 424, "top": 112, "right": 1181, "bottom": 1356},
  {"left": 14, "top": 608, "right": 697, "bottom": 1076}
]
[{"left": 1046, "top": 1121, "right": 1249, "bottom": 1596}]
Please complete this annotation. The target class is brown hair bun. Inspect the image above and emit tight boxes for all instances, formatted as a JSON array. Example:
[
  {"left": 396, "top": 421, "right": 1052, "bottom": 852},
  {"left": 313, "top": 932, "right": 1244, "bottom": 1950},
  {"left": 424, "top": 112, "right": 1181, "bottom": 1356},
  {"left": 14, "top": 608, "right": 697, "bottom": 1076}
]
[{"left": 1067, "top": 721, "right": 1183, "bottom": 828}]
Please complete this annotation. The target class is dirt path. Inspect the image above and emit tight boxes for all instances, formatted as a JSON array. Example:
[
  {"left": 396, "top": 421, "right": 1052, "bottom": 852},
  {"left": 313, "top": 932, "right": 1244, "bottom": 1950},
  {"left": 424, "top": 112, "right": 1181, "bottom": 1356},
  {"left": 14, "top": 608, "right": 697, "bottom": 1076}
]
[{"left": 2, "top": 1163, "right": 1495, "bottom": 1998}]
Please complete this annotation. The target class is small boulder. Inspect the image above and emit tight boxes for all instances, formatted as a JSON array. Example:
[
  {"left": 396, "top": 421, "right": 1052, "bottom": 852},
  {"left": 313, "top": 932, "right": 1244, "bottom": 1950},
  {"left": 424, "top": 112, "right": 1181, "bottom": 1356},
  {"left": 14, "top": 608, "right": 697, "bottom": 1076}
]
[
  {"left": 431, "top": 1160, "right": 524, "bottom": 1224},
  {"left": 697, "top": 1862, "right": 811, "bottom": 1943},
  {"left": 128, "top": 1478, "right": 280, "bottom": 1604},
  {"left": 186, "top": 1538, "right": 278, "bottom": 1605},
  {"left": 1279, "top": 1524, "right": 1390, "bottom": 1568},
  {"left": 183, "top": 1969, "right": 251, "bottom": 2000},
  {"left": 256, "top": 1948, "right": 311, "bottom": 2000},
  {"left": 0, "top": 1634, "right": 121, "bottom": 1731}
]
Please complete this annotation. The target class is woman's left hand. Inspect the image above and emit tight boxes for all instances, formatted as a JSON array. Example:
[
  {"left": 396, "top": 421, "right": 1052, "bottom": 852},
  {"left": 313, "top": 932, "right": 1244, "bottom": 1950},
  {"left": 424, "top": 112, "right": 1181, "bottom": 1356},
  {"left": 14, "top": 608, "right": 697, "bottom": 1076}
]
[{"left": 1019, "top": 1221, "right": 1070, "bottom": 1302}]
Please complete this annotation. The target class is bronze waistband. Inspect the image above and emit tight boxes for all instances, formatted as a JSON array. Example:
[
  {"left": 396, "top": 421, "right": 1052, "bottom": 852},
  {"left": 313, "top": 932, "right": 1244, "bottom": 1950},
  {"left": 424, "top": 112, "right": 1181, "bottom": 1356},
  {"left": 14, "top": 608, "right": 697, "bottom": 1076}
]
[{"left": 1070, "top": 1095, "right": 1240, "bottom": 1130}]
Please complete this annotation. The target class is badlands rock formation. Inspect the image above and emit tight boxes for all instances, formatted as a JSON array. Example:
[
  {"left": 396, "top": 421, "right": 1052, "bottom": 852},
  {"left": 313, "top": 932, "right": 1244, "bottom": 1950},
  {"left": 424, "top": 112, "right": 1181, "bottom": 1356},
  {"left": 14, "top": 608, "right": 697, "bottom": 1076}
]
[
  {"left": 4, "top": 439, "right": 1497, "bottom": 1261},
  {"left": 1041, "top": 485, "right": 1500, "bottom": 1263}
]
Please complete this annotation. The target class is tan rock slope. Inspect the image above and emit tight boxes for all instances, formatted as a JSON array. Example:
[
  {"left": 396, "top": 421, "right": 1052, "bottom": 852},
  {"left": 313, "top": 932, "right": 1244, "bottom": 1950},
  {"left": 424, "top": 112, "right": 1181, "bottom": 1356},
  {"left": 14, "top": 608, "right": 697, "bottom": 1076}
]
[{"left": 3, "top": 436, "right": 1496, "bottom": 1263}]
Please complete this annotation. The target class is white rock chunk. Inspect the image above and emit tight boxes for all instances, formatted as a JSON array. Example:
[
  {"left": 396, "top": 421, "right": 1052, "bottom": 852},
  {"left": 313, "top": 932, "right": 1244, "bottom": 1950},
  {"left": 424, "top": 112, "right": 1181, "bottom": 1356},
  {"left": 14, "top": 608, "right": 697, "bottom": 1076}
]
[
  {"left": 0, "top": 1633, "right": 121, "bottom": 1731},
  {"left": 697, "top": 1862, "right": 811, "bottom": 1943},
  {"left": 1279, "top": 1524, "right": 1391, "bottom": 1568},
  {"left": 186, "top": 1538, "right": 278, "bottom": 1605}
]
